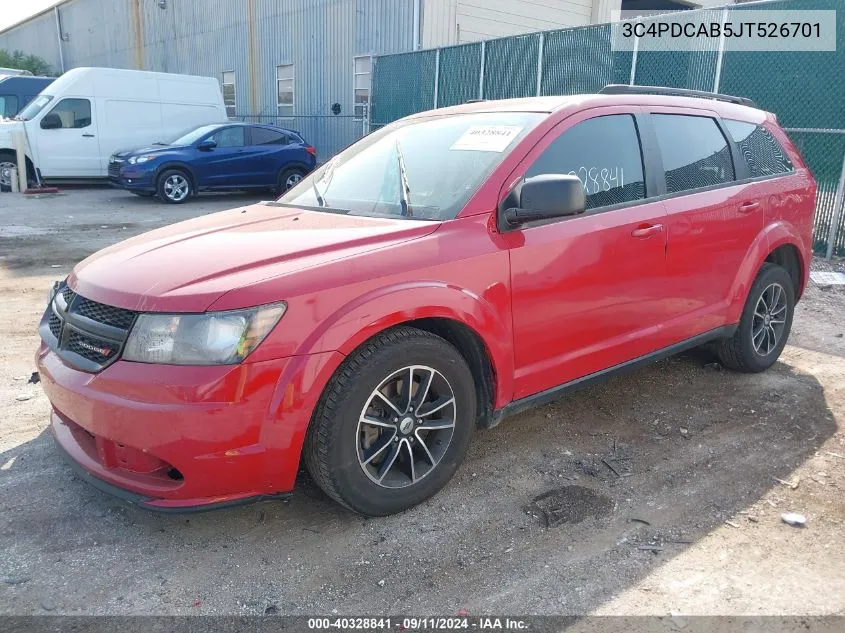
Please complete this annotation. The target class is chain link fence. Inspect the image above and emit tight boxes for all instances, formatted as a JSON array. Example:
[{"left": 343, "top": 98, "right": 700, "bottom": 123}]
[{"left": 370, "top": 0, "right": 845, "bottom": 257}]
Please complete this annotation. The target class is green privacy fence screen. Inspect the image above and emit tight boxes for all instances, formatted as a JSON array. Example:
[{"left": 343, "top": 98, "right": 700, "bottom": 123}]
[{"left": 370, "top": 0, "right": 845, "bottom": 257}]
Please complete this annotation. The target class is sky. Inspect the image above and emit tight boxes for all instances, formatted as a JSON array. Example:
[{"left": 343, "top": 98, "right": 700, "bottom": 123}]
[{"left": 0, "top": 0, "right": 58, "bottom": 32}]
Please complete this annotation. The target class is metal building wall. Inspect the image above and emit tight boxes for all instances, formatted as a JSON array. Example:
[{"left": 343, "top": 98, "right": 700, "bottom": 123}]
[
  {"left": 0, "top": 0, "right": 416, "bottom": 158},
  {"left": 0, "top": 10, "right": 62, "bottom": 73}
]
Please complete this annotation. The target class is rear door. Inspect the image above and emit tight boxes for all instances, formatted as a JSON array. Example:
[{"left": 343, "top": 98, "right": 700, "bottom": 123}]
[
  {"left": 244, "top": 126, "right": 294, "bottom": 186},
  {"left": 35, "top": 97, "right": 102, "bottom": 177},
  {"left": 648, "top": 110, "right": 765, "bottom": 338},
  {"left": 191, "top": 125, "right": 250, "bottom": 188},
  {"left": 504, "top": 108, "right": 672, "bottom": 400}
]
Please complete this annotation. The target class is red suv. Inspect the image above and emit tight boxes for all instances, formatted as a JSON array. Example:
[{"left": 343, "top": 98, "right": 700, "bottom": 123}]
[{"left": 37, "top": 86, "right": 816, "bottom": 516}]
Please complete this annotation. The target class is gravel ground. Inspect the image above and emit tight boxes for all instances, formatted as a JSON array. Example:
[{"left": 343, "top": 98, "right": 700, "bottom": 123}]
[{"left": 0, "top": 187, "right": 843, "bottom": 617}]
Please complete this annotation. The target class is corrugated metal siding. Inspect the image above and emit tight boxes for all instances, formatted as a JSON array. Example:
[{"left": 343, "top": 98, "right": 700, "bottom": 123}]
[
  {"left": 0, "top": 10, "right": 62, "bottom": 73},
  {"left": 0, "top": 0, "right": 416, "bottom": 159},
  {"left": 422, "top": 0, "right": 457, "bottom": 48}
]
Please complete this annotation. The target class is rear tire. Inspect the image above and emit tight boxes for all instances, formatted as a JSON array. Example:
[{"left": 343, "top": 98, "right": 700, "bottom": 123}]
[
  {"left": 277, "top": 167, "right": 306, "bottom": 193},
  {"left": 156, "top": 169, "right": 193, "bottom": 204},
  {"left": 716, "top": 262, "right": 795, "bottom": 373},
  {"left": 303, "top": 326, "right": 476, "bottom": 516}
]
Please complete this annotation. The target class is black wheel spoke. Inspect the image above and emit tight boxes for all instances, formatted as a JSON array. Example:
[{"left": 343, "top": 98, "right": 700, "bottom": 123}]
[{"left": 356, "top": 364, "right": 456, "bottom": 489}]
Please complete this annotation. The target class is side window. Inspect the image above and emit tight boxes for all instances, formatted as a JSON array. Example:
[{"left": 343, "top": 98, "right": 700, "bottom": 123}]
[
  {"left": 526, "top": 114, "right": 646, "bottom": 211},
  {"left": 724, "top": 119, "right": 793, "bottom": 178},
  {"left": 652, "top": 114, "right": 734, "bottom": 194},
  {"left": 0, "top": 95, "right": 18, "bottom": 118},
  {"left": 222, "top": 71, "right": 236, "bottom": 118},
  {"left": 209, "top": 126, "right": 245, "bottom": 148},
  {"left": 251, "top": 127, "right": 289, "bottom": 146},
  {"left": 46, "top": 98, "right": 92, "bottom": 128}
]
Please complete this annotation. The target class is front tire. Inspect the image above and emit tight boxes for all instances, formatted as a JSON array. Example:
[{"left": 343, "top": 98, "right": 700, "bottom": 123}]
[
  {"left": 717, "top": 262, "right": 795, "bottom": 373},
  {"left": 303, "top": 327, "right": 476, "bottom": 516},
  {"left": 156, "top": 169, "right": 193, "bottom": 204}
]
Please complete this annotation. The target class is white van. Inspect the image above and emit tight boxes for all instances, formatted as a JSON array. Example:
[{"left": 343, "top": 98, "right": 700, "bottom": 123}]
[{"left": 0, "top": 67, "right": 227, "bottom": 187}]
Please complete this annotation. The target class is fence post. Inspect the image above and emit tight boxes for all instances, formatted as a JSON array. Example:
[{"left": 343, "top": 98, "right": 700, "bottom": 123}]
[
  {"left": 826, "top": 152, "right": 845, "bottom": 259},
  {"left": 433, "top": 48, "right": 441, "bottom": 108},
  {"left": 536, "top": 32, "right": 545, "bottom": 96},
  {"left": 12, "top": 129, "right": 27, "bottom": 193},
  {"left": 629, "top": 19, "right": 640, "bottom": 85},
  {"left": 712, "top": 7, "right": 728, "bottom": 93},
  {"left": 478, "top": 41, "right": 486, "bottom": 99}
]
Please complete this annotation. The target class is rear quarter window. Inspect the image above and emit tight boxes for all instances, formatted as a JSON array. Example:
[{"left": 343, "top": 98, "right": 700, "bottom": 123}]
[
  {"left": 652, "top": 114, "right": 735, "bottom": 195},
  {"left": 724, "top": 119, "right": 793, "bottom": 178}
]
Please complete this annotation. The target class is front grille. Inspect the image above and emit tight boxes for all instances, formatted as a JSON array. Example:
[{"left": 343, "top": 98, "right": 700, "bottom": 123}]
[
  {"left": 65, "top": 329, "right": 119, "bottom": 364},
  {"left": 75, "top": 297, "right": 136, "bottom": 329},
  {"left": 40, "top": 284, "right": 138, "bottom": 373},
  {"left": 48, "top": 313, "right": 62, "bottom": 339},
  {"left": 108, "top": 163, "right": 121, "bottom": 179}
]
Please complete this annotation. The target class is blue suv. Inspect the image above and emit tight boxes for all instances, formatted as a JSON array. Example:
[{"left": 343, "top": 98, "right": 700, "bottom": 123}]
[{"left": 108, "top": 123, "right": 317, "bottom": 204}]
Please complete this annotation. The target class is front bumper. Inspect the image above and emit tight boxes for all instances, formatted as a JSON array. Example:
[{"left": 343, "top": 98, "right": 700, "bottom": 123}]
[
  {"left": 37, "top": 344, "right": 343, "bottom": 511},
  {"left": 107, "top": 166, "right": 155, "bottom": 192}
]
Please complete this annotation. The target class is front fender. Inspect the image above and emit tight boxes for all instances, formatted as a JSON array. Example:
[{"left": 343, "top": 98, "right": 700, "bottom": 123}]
[
  {"left": 297, "top": 281, "right": 515, "bottom": 409},
  {"left": 726, "top": 221, "right": 807, "bottom": 323}
]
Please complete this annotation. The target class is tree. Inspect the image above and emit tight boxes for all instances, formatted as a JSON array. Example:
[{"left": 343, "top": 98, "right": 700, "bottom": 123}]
[{"left": 0, "top": 49, "right": 54, "bottom": 76}]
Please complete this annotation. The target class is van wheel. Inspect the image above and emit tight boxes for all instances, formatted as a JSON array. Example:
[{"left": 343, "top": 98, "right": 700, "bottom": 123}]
[
  {"left": 303, "top": 327, "right": 476, "bottom": 516},
  {"left": 716, "top": 263, "right": 795, "bottom": 373},
  {"left": 157, "top": 169, "right": 193, "bottom": 204},
  {"left": 0, "top": 151, "right": 32, "bottom": 192},
  {"left": 278, "top": 167, "right": 306, "bottom": 192}
]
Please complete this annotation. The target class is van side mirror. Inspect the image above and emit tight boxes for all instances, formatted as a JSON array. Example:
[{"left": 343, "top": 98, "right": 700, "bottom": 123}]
[
  {"left": 197, "top": 138, "right": 217, "bottom": 151},
  {"left": 500, "top": 174, "right": 586, "bottom": 230},
  {"left": 40, "top": 113, "right": 62, "bottom": 130}
]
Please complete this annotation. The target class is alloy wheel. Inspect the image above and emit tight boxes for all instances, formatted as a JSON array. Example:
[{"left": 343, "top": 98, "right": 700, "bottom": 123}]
[
  {"left": 285, "top": 172, "right": 303, "bottom": 189},
  {"left": 752, "top": 282, "right": 788, "bottom": 356},
  {"left": 163, "top": 174, "right": 190, "bottom": 201},
  {"left": 0, "top": 161, "right": 16, "bottom": 189},
  {"left": 356, "top": 365, "right": 457, "bottom": 489}
]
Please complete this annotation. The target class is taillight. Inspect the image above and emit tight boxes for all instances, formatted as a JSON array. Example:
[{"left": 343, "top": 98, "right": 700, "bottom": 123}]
[{"left": 305, "top": 145, "right": 317, "bottom": 157}]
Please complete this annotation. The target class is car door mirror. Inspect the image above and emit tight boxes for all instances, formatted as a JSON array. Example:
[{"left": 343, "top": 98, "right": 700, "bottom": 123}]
[
  {"left": 197, "top": 138, "right": 217, "bottom": 151},
  {"left": 40, "top": 113, "right": 62, "bottom": 130},
  {"left": 501, "top": 174, "right": 586, "bottom": 230}
]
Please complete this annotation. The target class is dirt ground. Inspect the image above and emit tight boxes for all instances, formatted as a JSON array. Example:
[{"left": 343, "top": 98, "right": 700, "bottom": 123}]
[{"left": 0, "top": 187, "right": 843, "bottom": 617}]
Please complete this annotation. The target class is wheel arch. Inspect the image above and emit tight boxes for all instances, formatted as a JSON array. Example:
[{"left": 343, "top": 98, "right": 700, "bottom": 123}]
[
  {"left": 154, "top": 162, "right": 198, "bottom": 189},
  {"left": 726, "top": 223, "right": 809, "bottom": 323},
  {"left": 0, "top": 147, "right": 36, "bottom": 179}
]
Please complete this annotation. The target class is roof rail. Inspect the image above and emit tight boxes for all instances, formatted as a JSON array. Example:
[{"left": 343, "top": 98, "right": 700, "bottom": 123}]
[{"left": 599, "top": 84, "right": 757, "bottom": 108}]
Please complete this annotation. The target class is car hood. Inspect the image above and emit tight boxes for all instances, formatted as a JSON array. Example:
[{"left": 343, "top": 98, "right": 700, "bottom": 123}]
[
  {"left": 0, "top": 119, "right": 24, "bottom": 143},
  {"left": 112, "top": 144, "right": 184, "bottom": 159},
  {"left": 69, "top": 203, "right": 441, "bottom": 312}
]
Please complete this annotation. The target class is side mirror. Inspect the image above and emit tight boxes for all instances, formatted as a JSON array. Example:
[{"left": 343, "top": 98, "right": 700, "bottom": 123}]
[
  {"left": 40, "top": 113, "right": 62, "bottom": 130},
  {"left": 197, "top": 138, "right": 217, "bottom": 151},
  {"left": 500, "top": 174, "right": 586, "bottom": 230}
]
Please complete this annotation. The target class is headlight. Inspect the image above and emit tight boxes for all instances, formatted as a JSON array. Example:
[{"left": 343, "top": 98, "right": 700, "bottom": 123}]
[
  {"left": 123, "top": 302, "right": 286, "bottom": 365},
  {"left": 128, "top": 155, "right": 155, "bottom": 165}
]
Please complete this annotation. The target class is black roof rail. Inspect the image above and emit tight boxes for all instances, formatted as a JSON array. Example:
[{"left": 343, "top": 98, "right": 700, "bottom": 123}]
[{"left": 599, "top": 84, "right": 757, "bottom": 108}]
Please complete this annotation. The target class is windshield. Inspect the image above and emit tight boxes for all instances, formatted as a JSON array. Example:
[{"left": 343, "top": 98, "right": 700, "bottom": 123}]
[
  {"left": 16, "top": 94, "right": 52, "bottom": 121},
  {"left": 164, "top": 124, "right": 221, "bottom": 146},
  {"left": 277, "top": 112, "right": 544, "bottom": 221}
]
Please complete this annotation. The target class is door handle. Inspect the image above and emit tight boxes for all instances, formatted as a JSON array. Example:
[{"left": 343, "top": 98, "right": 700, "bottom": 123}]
[
  {"left": 631, "top": 223, "right": 664, "bottom": 238},
  {"left": 738, "top": 201, "right": 760, "bottom": 214},
  {"left": 82, "top": 133, "right": 95, "bottom": 138}
]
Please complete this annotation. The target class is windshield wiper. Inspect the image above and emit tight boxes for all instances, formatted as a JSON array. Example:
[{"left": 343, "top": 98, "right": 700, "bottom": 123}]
[
  {"left": 311, "top": 158, "right": 337, "bottom": 207},
  {"left": 395, "top": 139, "right": 412, "bottom": 217}
]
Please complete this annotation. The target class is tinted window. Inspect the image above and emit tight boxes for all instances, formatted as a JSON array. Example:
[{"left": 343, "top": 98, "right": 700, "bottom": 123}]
[
  {"left": 46, "top": 98, "right": 91, "bottom": 128},
  {"left": 724, "top": 119, "right": 793, "bottom": 178},
  {"left": 209, "top": 126, "right": 245, "bottom": 148},
  {"left": 653, "top": 115, "right": 734, "bottom": 194},
  {"left": 526, "top": 114, "right": 646, "bottom": 210},
  {"left": 0, "top": 95, "right": 18, "bottom": 117},
  {"left": 251, "top": 127, "right": 289, "bottom": 146}
]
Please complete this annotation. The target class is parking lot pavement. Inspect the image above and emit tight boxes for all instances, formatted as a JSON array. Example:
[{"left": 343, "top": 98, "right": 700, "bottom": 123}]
[{"left": 1, "top": 187, "right": 844, "bottom": 616}]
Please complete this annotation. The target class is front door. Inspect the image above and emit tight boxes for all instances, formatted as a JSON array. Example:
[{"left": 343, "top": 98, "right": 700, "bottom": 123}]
[
  {"left": 36, "top": 98, "right": 102, "bottom": 177},
  {"left": 503, "top": 110, "right": 671, "bottom": 400},
  {"left": 192, "top": 125, "right": 252, "bottom": 188}
]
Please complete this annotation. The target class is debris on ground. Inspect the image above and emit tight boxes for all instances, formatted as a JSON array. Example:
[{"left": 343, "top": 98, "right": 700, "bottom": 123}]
[
  {"left": 27, "top": 372, "right": 39, "bottom": 384},
  {"left": 15, "top": 394, "right": 33, "bottom": 402},
  {"left": 525, "top": 486, "right": 612, "bottom": 528},
  {"left": 781, "top": 513, "right": 807, "bottom": 527},
  {"left": 773, "top": 475, "right": 800, "bottom": 489}
]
